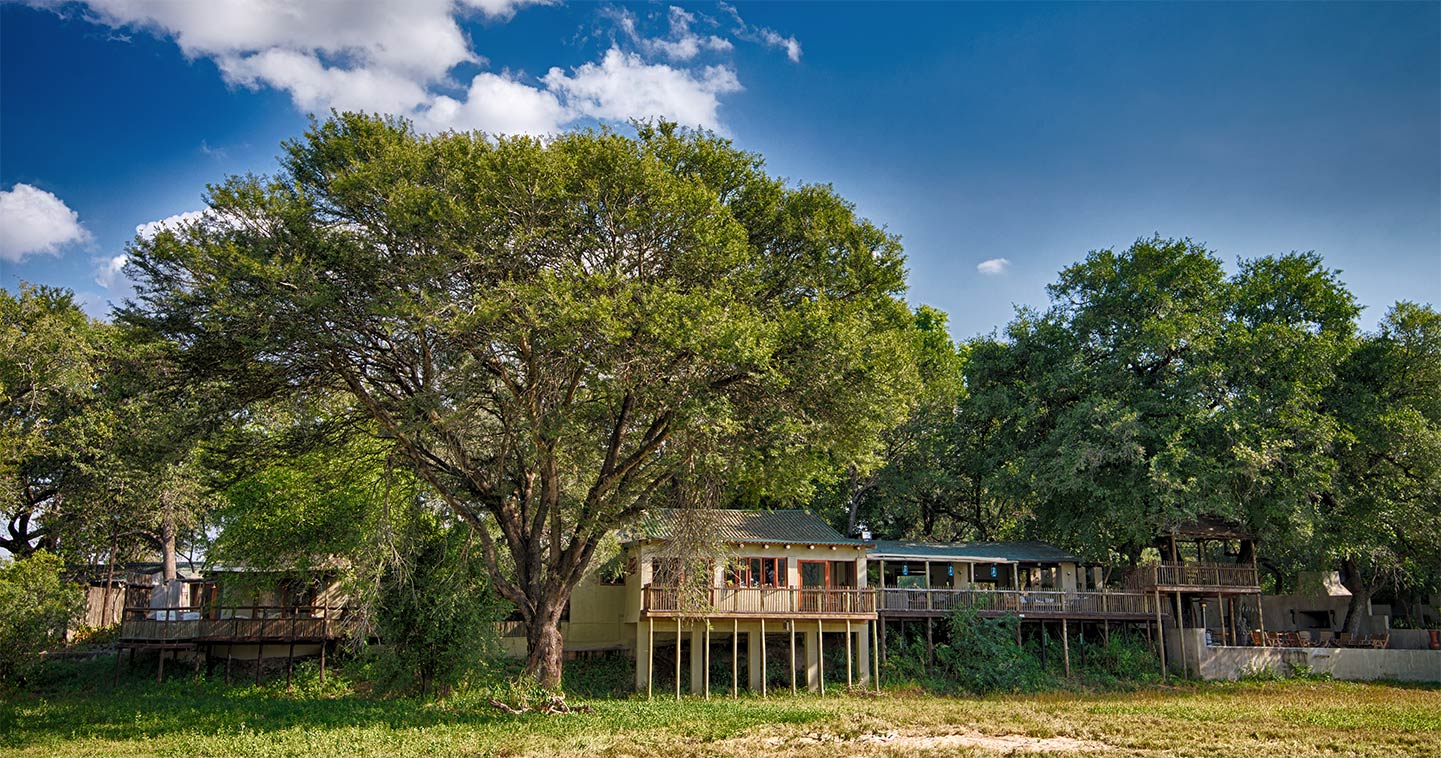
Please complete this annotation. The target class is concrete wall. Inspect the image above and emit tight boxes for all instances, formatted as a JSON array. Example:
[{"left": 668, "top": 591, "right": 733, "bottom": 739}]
[{"left": 1166, "top": 627, "right": 1441, "bottom": 683}]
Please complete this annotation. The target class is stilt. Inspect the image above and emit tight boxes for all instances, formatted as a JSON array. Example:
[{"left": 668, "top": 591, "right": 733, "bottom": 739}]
[
  {"left": 194, "top": 650, "right": 203, "bottom": 683},
  {"left": 157, "top": 649, "right": 166, "bottom": 684},
  {"left": 1062, "top": 618, "right": 1071, "bottom": 678},
  {"left": 112, "top": 646, "right": 123, "bottom": 687},
  {"left": 647, "top": 619, "right": 654, "bottom": 700},
  {"left": 675, "top": 616, "right": 682, "bottom": 700},
  {"left": 1175, "top": 590, "right": 1188, "bottom": 677},
  {"left": 1155, "top": 590, "right": 1167, "bottom": 680},
  {"left": 1256, "top": 593, "right": 1266, "bottom": 639},
  {"left": 818, "top": 619, "right": 825, "bottom": 696},
  {"left": 879, "top": 617, "right": 886, "bottom": 667},
  {"left": 225, "top": 646, "right": 233, "bottom": 685},
  {"left": 760, "top": 619, "right": 767, "bottom": 697},
  {"left": 704, "top": 623, "right": 711, "bottom": 700},
  {"left": 872, "top": 619, "right": 880, "bottom": 690},
  {"left": 731, "top": 619, "right": 738, "bottom": 698},
  {"left": 845, "top": 619, "right": 853, "bottom": 689},
  {"left": 1103, "top": 619, "right": 1110, "bottom": 647},
  {"left": 320, "top": 642, "right": 326, "bottom": 682},
  {"left": 790, "top": 622, "right": 797, "bottom": 695},
  {"left": 925, "top": 616, "right": 933, "bottom": 670},
  {"left": 256, "top": 645, "right": 263, "bottom": 685},
  {"left": 1217, "top": 593, "right": 1226, "bottom": 647},
  {"left": 286, "top": 640, "right": 296, "bottom": 689}
]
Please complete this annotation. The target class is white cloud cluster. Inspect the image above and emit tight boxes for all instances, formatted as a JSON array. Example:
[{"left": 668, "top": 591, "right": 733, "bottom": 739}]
[
  {"left": 0, "top": 183, "right": 91, "bottom": 263},
  {"left": 94, "top": 254, "right": 128, "bottom": 289},
  {"left": 25, "top": 0, "right": 800, "bottom": 137},
  {"left": 977, "top": 257, "right": 1011, "bottom": 276},
  {"left": 134, "top": 209, "right": 210, "bottom": 240},
  {"left": 719, "top": 2, "right": 802, "bottom": 63}
]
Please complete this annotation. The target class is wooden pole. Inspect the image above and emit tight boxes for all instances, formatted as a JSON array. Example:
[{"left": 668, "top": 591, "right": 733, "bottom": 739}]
[
  {"left": 925, "top": 616, "right": 933, "bottom": 670},
  {"left": 157, "top": 649, "right": 166, "bottom": 684},
  {"left": 818, "top": 619, "right": 825, "bottom": 696},
  {"left": 760, "top": 619, "right": 767, "bottom": 697},
  {"left": 112, "top": 646, "right": 123, "bottom": 687},
  {"left": 845, "top": 619, "right": 853, "bottom": 689},
  {"left": 675, "top": 617, "right": 682, "bottom": 700},
  {"left": 879, "top": 617, "right": 887, "bottom": 667},
  {"left": 1062, "top": 618, "right": 1071, "bottom": 678},
  {"left": 872, "top": 618, "right": 880, "bottom": 691},
  {"left": 731, "top": 619, "right": 738, "bottom": 698},
  {"left": 1155, "top": 590, "right": 1167, "bottom": 680},
  {"left": 255, "top": 645, "right": 263, "bottom": 685},
  {"left": 790, "top": 622, "right": 797, "bottom": 695},
  {"left": 704, "top": 623, "right": 711, "bottom": 701},
  {"left": 1176, "top": 590, "right": 1188, "bottom": 677},
  {"left": 1217, "top": 593, "right": 1226, "bottom": 646},
  {"left": 647, "top": 618, "right": 654, "bottom": 700}
]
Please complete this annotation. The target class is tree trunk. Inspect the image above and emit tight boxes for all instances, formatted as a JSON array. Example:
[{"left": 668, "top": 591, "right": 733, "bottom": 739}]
[
  {"left": 160, "top": 515, "right": 178, "bottom": 582},
  {"left": 1339, "top": 556, "right": 1371, "bottom": 635},
  {"left": 523, "top": 593, "right": 569, "bottom": 690}
]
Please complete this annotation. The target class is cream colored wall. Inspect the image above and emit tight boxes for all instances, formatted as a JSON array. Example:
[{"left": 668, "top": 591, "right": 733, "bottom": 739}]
[{"left": 565, "top": 571, "right": 629, "bottom": 651}]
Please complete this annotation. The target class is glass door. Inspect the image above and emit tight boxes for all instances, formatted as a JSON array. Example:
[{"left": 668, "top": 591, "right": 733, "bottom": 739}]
[{"left": 799, "top": 560, "right": 829, "bottom": 613}]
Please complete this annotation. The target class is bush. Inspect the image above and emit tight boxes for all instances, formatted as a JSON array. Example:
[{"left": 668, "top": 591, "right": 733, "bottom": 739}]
[
  {"left": 938, "top": 608, "right": 1051, "bottom": 694},
  {"left": 0, "top": 550, "right": 86, "bottom": 685}
]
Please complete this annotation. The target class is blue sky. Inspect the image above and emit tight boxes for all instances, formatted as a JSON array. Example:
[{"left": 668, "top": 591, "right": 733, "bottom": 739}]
[{"left": 1, "top": 1, "right": 1437, "bottom": 338}]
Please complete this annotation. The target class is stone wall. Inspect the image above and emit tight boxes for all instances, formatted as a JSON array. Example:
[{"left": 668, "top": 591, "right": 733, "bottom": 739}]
[{"left": 1166, "top": 627, "right": 1441, "bottom": 683}]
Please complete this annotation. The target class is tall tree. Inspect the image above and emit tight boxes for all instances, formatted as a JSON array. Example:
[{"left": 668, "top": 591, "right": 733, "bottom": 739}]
[
  {"left": 1321, "top": 302, "right": 1441, "bottom": 632},
  {"left": 121, "top": 114, "right": 918, "bottom": 687}
]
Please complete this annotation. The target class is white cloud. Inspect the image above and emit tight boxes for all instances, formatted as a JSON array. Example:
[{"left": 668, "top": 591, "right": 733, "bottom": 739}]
[
  {"left": 719, "top": 2, "right": 802, "bottom": 63},
  {"left": 94, "top": 254, "right": 129, "bottom": 289},
  {"left": 758, "top": 29, "right": 802, "bottom": 64},
  {"left": 0, "top": 184, "right": 91, "bottom": 263},
  {"left": 544, "top": 49, "right": 741, "bottom": 131},
  {"left": 418, "top": 72, "right": 569, "bottom": 135},
  {"left": 22, "top": 0, "right": 789, "bottom": 136},
  {"left": 977, "top": 257, "right": 1011, "bottom": 276},
  {"left": 135, "top": 209, "right": 209, "bottom": 240}
]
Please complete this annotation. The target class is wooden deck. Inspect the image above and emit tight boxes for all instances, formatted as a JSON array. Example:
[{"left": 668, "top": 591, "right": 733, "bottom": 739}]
[
  {"left": 118, "top": 606, "right": 357, "bottom": 644},
  {"left": 642, "top": 586, "right": 876, "bottom": 619},
  {"left": 877, "top": 588, "right": 1162, "bottom": 621},
  {"left": 1125, "top": 562, "right": 1260, "bottom": 593}
]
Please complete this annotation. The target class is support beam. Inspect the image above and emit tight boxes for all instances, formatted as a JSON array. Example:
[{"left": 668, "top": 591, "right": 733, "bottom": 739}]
[
  {"left": 704, "top": 623, "right": 711, "bottom": 700},
  {"left": 1155, "top": 590, "right": 1167, "bottom": 680},
  {"left": 675, "top": 617, "right": 682, "bottom": 700},
  {"left": 789, "top": 622, "right": 797, "bottom": 695},
  {"left": 760, "top": 619, "right": 768, "bottom": 696},
  {"left": 731, "top": 619, "right": 738, "bottom": 698},
  {"left": 845, "top": 619, "right": 853, "bottom": 689},
  {"left": 818, "top": 620, "right": 825, "bottom": 696},
  {"left": 647, "top": 619, "right": 654, "bottom": 699},
  {"left": 1062, "top": 618, "right": 1071, "bottom": 678}
]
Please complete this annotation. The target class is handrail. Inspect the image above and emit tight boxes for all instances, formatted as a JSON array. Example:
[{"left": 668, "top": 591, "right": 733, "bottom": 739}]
[
  {"left": 642, "top": 586, "right": 876, "bottom": 616},
  {"left": 1124, "top": 562, "right": 1259, "bottom": 590},
  {"left": 875, "top": 588, "right": 1158, "bottom": 617},
  {"left": 118, "top": 605, "right": 358, "bottom": 642}
]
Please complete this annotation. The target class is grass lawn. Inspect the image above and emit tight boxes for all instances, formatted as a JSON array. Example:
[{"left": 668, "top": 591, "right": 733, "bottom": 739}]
[{"left": 2, "top": 658, "right": 1438, "bottom": 757}]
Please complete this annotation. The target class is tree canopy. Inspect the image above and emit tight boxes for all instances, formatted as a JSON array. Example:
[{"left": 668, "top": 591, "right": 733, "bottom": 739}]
[{"left": 120, "top": 113, "right": 920, "bottom": 686}]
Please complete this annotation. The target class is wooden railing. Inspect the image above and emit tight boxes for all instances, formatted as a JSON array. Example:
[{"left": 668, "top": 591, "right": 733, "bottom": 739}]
[
  {"left": 1125, "top": 562, "right": 1259, "bottom": 590},
  {"left": 119, "top": 606, "right": 358, "bottom": 643},
  {"left": 642, "top": 586, "right": 876, "bottom": 616},
  {"left": 877, "top": 589, "right": 1158, "bottom": 618}
]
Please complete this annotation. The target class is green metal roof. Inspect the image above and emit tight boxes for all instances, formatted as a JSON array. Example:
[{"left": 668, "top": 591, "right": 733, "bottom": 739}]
[
  {"left": 625, "top": 509, "right": 868, "bottom": 547},
  {"left": 869, "top": 540, "right": 1081, "bottom": 564}
]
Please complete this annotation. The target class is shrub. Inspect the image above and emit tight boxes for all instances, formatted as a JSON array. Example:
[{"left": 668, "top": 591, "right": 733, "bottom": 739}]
[
  {"left": 938, "top": 608, "right": 1052, "bottom": 694},
  {"left": 0, "top": 550, "right": 86, "bottom": 685}
]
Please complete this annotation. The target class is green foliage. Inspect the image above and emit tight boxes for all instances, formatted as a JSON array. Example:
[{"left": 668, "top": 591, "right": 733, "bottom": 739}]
[
  {"left": 936, "top": 609, "right": 1050, "bottom": 694},
  {"left": 0, "top": 550, "right": 85, "bottom": 685},
  {"left": 361, "top": 516, "right": 507, "bottom": 697}
]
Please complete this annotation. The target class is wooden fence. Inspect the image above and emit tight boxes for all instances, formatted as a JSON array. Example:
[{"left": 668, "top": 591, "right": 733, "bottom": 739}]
[
  {"left": 118, "top": 606, "right": 357, "bottom": 643},
  {"left": 643, "top": 586, "right": 876, "bottom": 617},
  {"left": 877, "top": 588, "right": 1157, "bottom": 618}
]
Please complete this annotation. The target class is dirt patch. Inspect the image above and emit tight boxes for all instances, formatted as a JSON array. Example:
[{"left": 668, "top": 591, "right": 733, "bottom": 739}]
[{"left": 731, "top": 729, "right": 1113, "bottom": 755}]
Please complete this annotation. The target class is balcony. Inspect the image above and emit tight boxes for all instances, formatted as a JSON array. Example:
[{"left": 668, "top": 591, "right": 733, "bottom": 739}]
[
  {"left": 877, "top": 588, "right": 1161, "bottom": 620},
  {"left": 642, "top": 586, "right": 876, "bottom": 618},
  {"left": 1125, "top": 562, "right": 1260, "bottom": 592},
  {"left": 118, "top": 605, "right": 359, "bottom": 644}
]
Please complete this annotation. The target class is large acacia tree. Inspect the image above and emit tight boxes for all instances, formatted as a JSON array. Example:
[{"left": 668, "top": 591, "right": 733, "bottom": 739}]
[{"left": 122, "top": 114, "right": 917, "bottom": 687}]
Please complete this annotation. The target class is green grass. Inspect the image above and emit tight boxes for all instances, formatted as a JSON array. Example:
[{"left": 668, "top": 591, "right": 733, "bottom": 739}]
[{"left": 2, "top": 656, "right": 1438, "bottom": 757}]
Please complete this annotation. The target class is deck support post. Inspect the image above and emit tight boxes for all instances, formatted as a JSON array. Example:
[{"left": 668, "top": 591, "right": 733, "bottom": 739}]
[
  {"left": 194, "top": 649, "right": 202, "bottom": 683},
  {"left": 818, "top": 619, "right": 825, "bottom": 696},
  {"left": 845, "top": 619, "right": 853, "bottom": 690},
  {"left": 760, "top": 619, "right": 767, "bottom": 696},
  {"left": 1061, "top": 618, "right": 1071, "bottom": 678},
  {"left": 879, "top": 617, "right": 886, "bottom": 667},
  {"left": 320, "top": 642, "right": 326, "bottom": 682},
  {"left": 1256, "top": 593, "right": 1266, "bottom": 639},
  {"left": 225, "top": 646, "right": 233, "bottom": 685},
  {"left": 704, "top": 623, "right": 711, "bottom": 700},
  {"left": 1103, "top": 619, "right": 1110, "bottom": 647},
  {"left": 286, "top": 643, "right": 295, "bottom": 689},
  {"left": 789, "top": 622, "right": 797, "bottom": 695},
  {"left": 872, "top": 619, "right": 880, "bottom": 690},
  {"left": 675, "top": 616, "right": 682, "bottom": 701},
  {"left": 112, "top": 645, "right": 123, "bottom": 687},
  {"left": 731, "top": 619, "right": 738, "bottom": 698},
  {"left": 647, "top": 619, "right": 654, "bottom": 700},
  {"left": 1175, "top": 590, "right": 1188, "bottom": 677},
  {"left": 1154, "top": 590, "right": 1167, "bottom": 680},
  {"left": 157, "top": 649, "right": 165, "bottom": 684},
  {"left": 925, "top": 616, "right": 933, "bottom": 670}
]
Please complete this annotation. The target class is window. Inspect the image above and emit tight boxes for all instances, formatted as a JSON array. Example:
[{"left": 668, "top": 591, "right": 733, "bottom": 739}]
[{"left": 727, "top": 557, "right": 787, "bottom": 588}]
